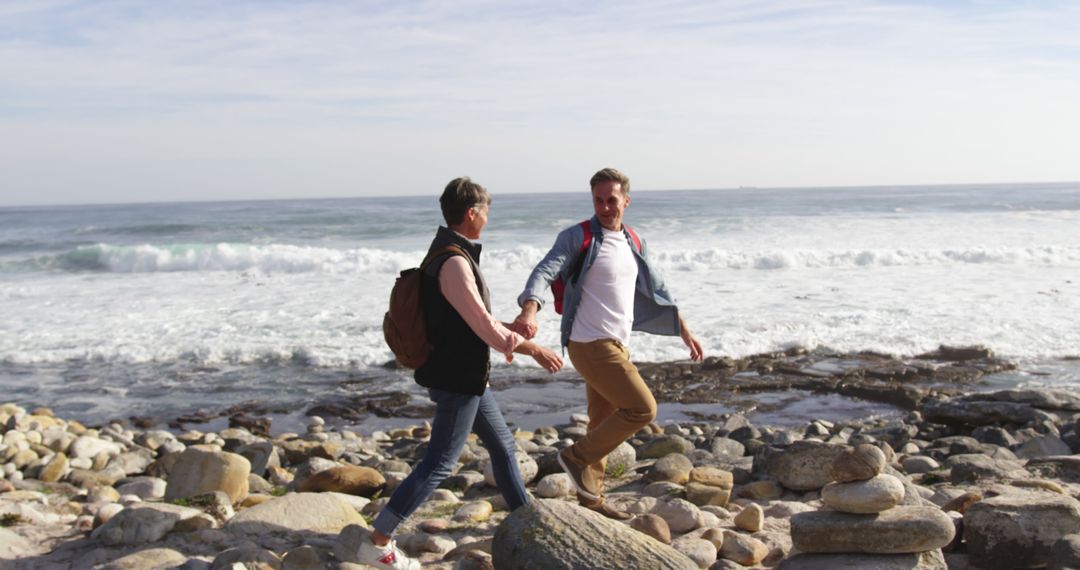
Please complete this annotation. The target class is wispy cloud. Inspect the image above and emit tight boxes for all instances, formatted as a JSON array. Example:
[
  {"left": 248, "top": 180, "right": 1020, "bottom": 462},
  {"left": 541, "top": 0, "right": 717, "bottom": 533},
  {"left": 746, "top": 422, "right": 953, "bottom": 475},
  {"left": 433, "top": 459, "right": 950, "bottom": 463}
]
[{"left": 1, "top": 0, "right": 1079, "bottom": 204}]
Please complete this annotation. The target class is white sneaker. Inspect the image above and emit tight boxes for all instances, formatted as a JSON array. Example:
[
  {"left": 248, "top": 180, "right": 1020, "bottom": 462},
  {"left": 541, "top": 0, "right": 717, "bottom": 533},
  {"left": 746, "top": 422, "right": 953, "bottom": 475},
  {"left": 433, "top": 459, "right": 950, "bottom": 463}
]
[{"left": 356, "top": 536, "right": 420, "bottom": 570}]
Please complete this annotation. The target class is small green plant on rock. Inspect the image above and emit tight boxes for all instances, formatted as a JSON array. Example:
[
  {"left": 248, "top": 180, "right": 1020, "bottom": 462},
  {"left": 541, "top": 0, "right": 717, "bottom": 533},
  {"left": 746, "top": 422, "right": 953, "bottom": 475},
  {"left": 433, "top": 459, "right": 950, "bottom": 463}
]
[
  {"left": 271, "top": 487, "right": 288, "bottom": 497},
  {"left": 608, "top": 462, "right": 628, "bottom": 478},
  {"left": 1, "top": 514, "right": 24, "bottom": 527}
]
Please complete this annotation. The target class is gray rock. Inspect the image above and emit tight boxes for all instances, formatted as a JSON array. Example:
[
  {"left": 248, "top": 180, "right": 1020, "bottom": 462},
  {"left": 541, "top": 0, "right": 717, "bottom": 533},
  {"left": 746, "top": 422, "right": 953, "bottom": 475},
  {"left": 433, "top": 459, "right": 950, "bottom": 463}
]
[
  {"left": 535, "top": 473, "right": 573, "bottom": 498},
  {"left": 972, "top": 426, "right": 1018, "bottom": 448},
  {"left": 227, "top": 492, "right": 366, "bottom": 537},
  {"left": 211, "top": 545, "right": 282, "bottom": 569},
  {"left": 606, "top": 442, "right": 637, "bottom": 476},
  {"left": 791, "top": 506, "right": 955, "bottom": 554},
  {"left": 962, "top": 389, "right": 1080, "bottom": 412},
  {"left": 69, "top": 436, "right": 123, "bottom": 460},
  {"left": 821, "top": 474, "right": 906, "bottom": 514},
  {"left": 763, "top": 440, "right": 847, "bottom": 491},
  {"left": 922, "top": 399, "right": 1056, "bottom": 426},
  {"left": 399, "top": 532, "right": 456, "bottom": 555},
  {"left": 282, "top": 545, "right": 323, "bottom": 570},
  {"left": 484, "top": 450, "right": 538, "bottom": 486},
  {"left": 115, "top": 476, "right": 167, "bottom": 501},
  {"left": 237, "top": 440, "right": 280, "bottom": 476},
  {"left": 673, "top": 536, "right": 717, "bottom": 568},
  {"left": 648, "top": 454, "right": 694, "bottom": 484},
  {"left": 491, "top": 499, "right": 696, "bottom": 569},
  {"left": 165, "top": 447, "right": 251, "bottom": 504},
  {"left": 1016, "top": 435, "right": 1072, "bottom": 459},
  {"left": 901, "top": 456, "right": 940, "bottom": 474},
  {"left": 653, "top": 498, "right": 706, "bottom": 533},
  {"left": 0, "top": 527, "right": 32, "bottom": 559},
  {"left": 777, "top": 550, "right": 947, "bottom": 569},
  {"left": 946, "top": 453, "right": 1028, "bottom": 483},
  {"left": 711, "top": 438, "right": 746, "bottom": 457},
  {"left": 720, "top": 530, "right": 769, "bottom": 566},
  {"left": 630, "top": 513, "right": 672, "bottom": 544},
  {"left": 964, "top": 492, "right": 1080, "bottom": 569},
  {"left": 639, "top": 435, "right": 694, "bottom": 459},
  {"left": 100, "top": 547, "right": 189, "bottom": 570},
  {"left": 91, "top": 503, "right": 216, "bottom": 546},
  {"left": 1052, "top": 534, "right": 1080, "bottom": 570},
  {"left": 108, "top": 447, "right": 155, "bottom": 476}
]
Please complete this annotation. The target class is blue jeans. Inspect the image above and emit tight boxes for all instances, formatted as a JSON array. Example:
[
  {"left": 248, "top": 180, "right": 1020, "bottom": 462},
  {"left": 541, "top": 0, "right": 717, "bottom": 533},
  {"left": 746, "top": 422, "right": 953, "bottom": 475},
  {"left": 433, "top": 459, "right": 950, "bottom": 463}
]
[{"left": 373, "top": 387, "right": 530, "bottom": 536}]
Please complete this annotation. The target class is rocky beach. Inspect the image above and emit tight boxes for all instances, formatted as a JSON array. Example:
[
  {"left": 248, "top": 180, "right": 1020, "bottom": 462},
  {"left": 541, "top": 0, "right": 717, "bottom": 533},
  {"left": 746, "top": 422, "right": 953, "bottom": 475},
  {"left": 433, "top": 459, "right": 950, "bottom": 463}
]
[{"left": 5, "top": 346, "right": 1080, "bottom": 569}]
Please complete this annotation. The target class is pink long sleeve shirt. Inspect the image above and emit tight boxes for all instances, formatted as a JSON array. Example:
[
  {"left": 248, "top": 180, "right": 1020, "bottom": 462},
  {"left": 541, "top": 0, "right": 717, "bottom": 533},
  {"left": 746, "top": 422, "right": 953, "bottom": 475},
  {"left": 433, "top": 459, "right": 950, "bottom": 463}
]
[{"left": 438, "top": 255, "right": 524, "bottom": 362}]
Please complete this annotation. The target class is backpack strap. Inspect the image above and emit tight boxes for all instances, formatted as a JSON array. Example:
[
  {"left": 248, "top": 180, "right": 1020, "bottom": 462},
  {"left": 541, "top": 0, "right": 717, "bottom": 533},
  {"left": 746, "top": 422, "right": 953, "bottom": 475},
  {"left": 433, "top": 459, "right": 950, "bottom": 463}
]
[
  {"left": 624, "top": 224, "right": 642, "bottom": 254},
  {"left": 421, "top": 245, "right": 466, "bottom": 270},
  {"left": 568, "top": 220, "right": 594, "bottom": 285},
  {"left": 578, "top": 219, "right": 593, "bottom": 254}
]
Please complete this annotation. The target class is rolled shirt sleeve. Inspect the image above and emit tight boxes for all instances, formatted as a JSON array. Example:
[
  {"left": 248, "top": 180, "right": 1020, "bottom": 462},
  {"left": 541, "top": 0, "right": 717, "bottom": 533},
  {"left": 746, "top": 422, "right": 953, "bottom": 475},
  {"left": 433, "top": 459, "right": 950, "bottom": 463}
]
[{"left": 439, "top": 255, "right": 524, "bottom": 361}]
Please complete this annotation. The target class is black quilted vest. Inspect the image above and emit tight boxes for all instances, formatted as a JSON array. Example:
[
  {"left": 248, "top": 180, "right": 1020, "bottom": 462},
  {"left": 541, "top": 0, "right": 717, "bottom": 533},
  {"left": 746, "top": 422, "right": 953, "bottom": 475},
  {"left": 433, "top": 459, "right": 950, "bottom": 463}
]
[{"left": 415, "top": 226, "right": 491, "bottom": 395}]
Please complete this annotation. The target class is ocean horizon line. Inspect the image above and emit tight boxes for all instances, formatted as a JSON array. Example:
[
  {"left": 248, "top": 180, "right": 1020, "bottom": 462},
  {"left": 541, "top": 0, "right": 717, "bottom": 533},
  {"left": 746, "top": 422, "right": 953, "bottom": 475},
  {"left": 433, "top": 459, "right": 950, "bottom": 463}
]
[{"left": 2, "top": 179, "right": 1076, "bottom": 210}]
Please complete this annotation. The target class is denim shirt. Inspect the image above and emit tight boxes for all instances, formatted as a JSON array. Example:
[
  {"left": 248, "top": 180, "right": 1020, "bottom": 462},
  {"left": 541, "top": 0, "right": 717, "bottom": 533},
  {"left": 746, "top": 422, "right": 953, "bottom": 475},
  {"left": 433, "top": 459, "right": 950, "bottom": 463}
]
[{"left": 517, "top": 216, "right": 681, "bottom": 348}]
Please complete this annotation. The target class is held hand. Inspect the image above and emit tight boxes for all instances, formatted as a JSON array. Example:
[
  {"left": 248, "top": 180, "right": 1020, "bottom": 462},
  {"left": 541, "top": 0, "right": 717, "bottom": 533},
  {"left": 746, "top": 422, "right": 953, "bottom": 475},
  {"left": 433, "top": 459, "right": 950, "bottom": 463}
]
[
  {"left": 682, "top": 330, "right": 704, "bottom": 362},
  {"left": 511, "top": 311, "right": 538, "bottom": 339},
  {"left": 531, "top": 346, "right": 563, "bottom": 373}
]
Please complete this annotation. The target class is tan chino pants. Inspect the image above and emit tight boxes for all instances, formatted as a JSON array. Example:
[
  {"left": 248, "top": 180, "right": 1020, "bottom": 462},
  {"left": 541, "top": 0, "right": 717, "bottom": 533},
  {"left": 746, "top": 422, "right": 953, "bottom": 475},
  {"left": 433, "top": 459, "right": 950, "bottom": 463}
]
[{"left": 565, "top": 338, "right": 657, "bottom": 505}]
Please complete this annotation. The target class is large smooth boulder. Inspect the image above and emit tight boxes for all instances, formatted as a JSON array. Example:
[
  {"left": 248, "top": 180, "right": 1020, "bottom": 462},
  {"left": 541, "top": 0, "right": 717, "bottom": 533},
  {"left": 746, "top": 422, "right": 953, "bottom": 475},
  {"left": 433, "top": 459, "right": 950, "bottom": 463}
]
[
  {"left": 821, "top": 474, "right": 906, "bottom": 514},
  {"left": 91, "top": 503, "right": 216, "bottom": 546},
  {"left": 791, "top": 507, "right": 955, "bottom": 554},
  {"left": 777, "top": 550, "right": 946, "bottom": 569},
  {"left": 964, "top": 492, "right": 1080, "bottom": 569},
  {"left": 165, "top": 447, "right": 251, "bottom": 504},
  {"left": 763, "top": 441, "right": 847, "bottom": 491},
  {"left": 491, "top": 499, "right": 696, "bottom": 569},
  {"left": 226, "top": 492, "right": 366, "bottom": 537}
]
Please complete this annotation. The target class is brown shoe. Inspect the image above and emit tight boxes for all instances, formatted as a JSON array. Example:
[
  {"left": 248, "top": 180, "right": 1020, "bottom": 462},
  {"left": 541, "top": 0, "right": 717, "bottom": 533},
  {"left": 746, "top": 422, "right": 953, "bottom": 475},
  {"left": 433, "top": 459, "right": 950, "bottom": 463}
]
[
  {"left": 581, "top": 496, "right": 633, "bottom": 521},
  {"left": 558, "top": 447, "right": 601, "bottom": 501}
]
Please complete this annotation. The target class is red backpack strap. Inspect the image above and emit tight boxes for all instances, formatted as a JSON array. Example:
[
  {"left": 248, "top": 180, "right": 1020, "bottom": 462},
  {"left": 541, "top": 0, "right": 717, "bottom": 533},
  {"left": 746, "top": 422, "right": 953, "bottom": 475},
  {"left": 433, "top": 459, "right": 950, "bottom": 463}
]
[
  {"left": 578, "top": 220, "right": 592, "bottom": 254},
  {"left": 624, "top": 224, "right": 642, "bottom": 254}
]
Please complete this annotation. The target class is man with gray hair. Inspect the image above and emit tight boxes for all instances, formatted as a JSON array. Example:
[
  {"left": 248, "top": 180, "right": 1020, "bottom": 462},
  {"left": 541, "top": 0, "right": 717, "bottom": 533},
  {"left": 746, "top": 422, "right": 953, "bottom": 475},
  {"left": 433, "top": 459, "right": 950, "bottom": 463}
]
[{"left": 512, "top": 167, "right": 703, "bottom": 519}]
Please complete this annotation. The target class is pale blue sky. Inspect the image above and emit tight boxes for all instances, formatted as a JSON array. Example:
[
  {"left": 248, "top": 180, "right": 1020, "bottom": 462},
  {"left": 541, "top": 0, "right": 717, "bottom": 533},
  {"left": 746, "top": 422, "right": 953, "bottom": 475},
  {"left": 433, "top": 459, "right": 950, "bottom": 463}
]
[{"left": 2, "top": 0, "right": 1078, "bottom": 205}]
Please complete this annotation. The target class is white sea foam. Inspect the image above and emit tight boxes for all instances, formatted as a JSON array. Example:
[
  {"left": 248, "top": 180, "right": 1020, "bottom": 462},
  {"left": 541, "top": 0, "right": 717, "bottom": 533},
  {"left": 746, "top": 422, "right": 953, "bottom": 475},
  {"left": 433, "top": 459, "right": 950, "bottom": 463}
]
[
  {"left": 2, "top": 190, "right": 1079, "bottom": 370},
  {"left": 25, "top": 242, "right": 1080, "bottom": 275}
]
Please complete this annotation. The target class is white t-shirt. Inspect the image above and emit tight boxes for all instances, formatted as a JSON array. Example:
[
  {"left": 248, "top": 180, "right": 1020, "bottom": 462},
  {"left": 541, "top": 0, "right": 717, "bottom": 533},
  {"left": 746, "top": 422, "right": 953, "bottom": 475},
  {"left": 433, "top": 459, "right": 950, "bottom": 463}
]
[{"left": 570, "top": 227, "right": 638, "bottom": 345}]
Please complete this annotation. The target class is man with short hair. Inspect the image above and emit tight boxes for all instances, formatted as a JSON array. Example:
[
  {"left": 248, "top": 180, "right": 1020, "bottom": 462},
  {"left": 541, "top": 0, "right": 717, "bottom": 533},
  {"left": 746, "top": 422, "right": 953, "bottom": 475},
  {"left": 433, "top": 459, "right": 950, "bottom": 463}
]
[{"left": 512, "top": 167, "right": 703, "bottom": 519}]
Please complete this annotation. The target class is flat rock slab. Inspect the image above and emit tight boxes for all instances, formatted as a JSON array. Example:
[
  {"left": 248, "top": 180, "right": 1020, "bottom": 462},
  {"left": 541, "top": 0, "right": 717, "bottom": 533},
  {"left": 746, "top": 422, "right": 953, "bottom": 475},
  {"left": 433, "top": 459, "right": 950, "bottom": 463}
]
[
  {"left": 778, "top": 550, "right": 946, "bottom": 569},
  {"left": 922, "top": 400, "right": 1056, "bottom": 426},
  {"left": 964, "top": 492, "right": 1080, "bottom": 569},
  {"left": 91, "top": 503, "right": 215, "bottom": 546},
  {"left": 226, "top": 492, "right": 366, "bottom": 537},
  {"left": 791, "top": 506, "right": 955, "bottom": 554},
  {"left": 492, "top": 499, "right": 697, "bottom": 569}
]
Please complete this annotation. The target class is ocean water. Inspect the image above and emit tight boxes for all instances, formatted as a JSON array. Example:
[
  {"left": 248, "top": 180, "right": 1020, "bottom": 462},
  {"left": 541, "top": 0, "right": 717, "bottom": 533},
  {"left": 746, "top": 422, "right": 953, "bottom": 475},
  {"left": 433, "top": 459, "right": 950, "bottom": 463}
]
[{"left": 2, "top": 183, "right": 1078, "bottom": 431}]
